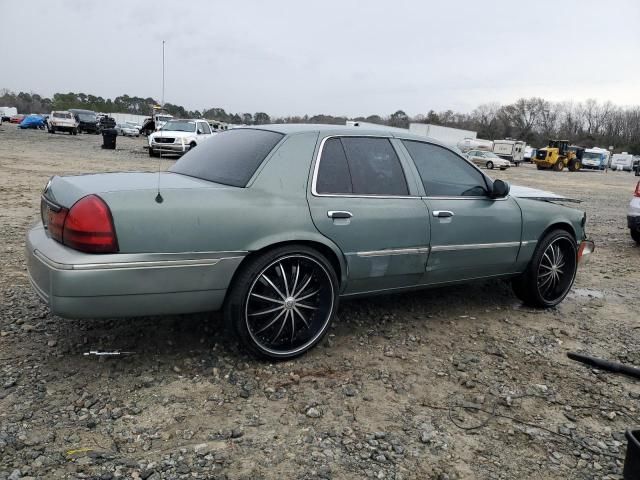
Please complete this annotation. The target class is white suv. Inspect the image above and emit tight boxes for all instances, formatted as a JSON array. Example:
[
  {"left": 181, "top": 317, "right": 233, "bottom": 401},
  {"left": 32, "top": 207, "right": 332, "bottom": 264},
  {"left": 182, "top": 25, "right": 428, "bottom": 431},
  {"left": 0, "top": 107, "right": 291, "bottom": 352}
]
[
  {"left": 148, "top": 119, "right": 213, "bottom": 157},
  {"left": 49, "top": 111, "right": 79, "bottom": 135},
  {"left": 628, "top": 181, "right": 640, "bottom": 244}
]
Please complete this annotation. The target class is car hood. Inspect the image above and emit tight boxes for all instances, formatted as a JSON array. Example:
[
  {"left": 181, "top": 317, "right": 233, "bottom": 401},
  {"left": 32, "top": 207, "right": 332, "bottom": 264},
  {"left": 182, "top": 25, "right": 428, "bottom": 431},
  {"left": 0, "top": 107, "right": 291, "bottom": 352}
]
[
  {"left": 45, "top": 172, "right": 231, "bottom": 208},
  {"left": 510, "top": 185, "right": 579, "bottom": 202}
]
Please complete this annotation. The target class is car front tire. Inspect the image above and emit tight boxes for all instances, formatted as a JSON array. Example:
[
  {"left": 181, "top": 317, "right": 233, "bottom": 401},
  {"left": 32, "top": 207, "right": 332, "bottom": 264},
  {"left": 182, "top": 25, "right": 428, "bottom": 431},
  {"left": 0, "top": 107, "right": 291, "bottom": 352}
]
[
  {"left": 224, "top": 245, "right": 339, "bottom": 359},
  {"left": 512, "top": 229, "right": 578, "bottom": 308},
  {"left": 486, "top": 161, "right": 494, "bottom": 169}
]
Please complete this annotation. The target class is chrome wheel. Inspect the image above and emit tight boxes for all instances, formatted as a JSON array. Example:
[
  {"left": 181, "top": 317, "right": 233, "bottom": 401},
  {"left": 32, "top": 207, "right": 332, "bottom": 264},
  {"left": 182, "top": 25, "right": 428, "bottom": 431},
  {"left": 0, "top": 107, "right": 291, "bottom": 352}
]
[
  {"left": 536, "top": 237, "right": 576, "bottom": 303},
  {"left": 245, "top": 254, "right": 334, "bottom": 356}
]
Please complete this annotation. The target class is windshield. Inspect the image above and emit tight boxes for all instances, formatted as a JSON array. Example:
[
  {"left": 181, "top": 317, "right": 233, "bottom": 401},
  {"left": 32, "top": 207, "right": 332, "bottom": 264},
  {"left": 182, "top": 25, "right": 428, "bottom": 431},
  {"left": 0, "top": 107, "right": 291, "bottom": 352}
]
[
  {"left": 157, "top": 116, "right": 172, "bottom": 122},
  {"left": 170, "top": 129, "right": 284, "bottom": 187},
  {"left": 483, "top": 152, "right": 500, "bottom": 158},
  {"left": 161, "top": 120, "right": 196, "bottom": 132},
  {"left": 77, "top": 113, "right": 96, "bottom": 122},
  {"left": 582, "top": 152, "right": 601, "bottom": 160},
  {"left": 53, "top": 112, "right": 72, "bottom": 119}
]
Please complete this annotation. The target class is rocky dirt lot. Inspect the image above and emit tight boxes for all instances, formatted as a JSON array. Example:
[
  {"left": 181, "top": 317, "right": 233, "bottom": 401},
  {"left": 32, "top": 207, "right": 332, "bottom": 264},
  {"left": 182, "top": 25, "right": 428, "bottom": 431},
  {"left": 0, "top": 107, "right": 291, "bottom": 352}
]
[{"left": 1, "top": 124, "right": 639, "bottom": 480}]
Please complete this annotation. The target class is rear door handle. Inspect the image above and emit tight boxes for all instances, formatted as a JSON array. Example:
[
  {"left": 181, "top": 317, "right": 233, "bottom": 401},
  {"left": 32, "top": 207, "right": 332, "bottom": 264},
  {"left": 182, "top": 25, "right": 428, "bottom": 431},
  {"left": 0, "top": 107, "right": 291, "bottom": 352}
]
[
  {"left": 432, "top": 210, "right": 454, "bottom": 218},
  {"left": 328, "top": 210, "right": 353, "bottom": 219}
]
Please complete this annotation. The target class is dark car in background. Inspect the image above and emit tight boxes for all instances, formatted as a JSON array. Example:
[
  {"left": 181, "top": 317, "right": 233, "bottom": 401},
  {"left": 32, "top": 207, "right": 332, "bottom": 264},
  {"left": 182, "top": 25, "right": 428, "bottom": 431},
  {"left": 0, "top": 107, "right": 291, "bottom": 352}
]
[{"left": 69, "top": 109, "right": 100, "bottom": 134}]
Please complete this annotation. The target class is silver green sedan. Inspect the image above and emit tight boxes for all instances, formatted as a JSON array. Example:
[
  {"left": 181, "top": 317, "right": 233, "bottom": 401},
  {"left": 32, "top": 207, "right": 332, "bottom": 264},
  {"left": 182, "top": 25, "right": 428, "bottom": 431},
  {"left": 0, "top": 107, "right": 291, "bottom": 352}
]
[{"left": 27, "top": 124, "right": 594, "bottom": 359}]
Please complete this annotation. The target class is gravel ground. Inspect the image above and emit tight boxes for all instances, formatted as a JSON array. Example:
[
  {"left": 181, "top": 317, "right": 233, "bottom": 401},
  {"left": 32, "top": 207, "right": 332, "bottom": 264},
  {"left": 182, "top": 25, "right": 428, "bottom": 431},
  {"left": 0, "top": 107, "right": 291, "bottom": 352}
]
[{"left": 1, "top": 124, "right": 639, "bottom": 480}]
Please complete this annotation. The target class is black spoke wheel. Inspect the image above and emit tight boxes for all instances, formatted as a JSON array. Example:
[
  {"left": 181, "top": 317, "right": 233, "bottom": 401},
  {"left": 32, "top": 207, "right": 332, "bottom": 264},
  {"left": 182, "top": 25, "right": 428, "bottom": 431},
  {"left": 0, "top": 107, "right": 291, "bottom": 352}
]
[
  {"left": 512, "top": 229, "right": 577, "bottom": 308},
  {"left": 225, "top": 246, "right": 338, "bottom": 359}
]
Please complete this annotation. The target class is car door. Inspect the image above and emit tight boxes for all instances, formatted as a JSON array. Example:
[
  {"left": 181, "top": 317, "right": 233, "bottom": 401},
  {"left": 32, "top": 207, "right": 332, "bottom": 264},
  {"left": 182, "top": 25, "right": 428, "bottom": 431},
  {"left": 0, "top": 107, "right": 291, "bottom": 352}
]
[
  {"left": 307, "top": 136, "right": 430, "bottom": 294},
  {"left": 400, "top": 140, "right": 522, "bottom": 284}
]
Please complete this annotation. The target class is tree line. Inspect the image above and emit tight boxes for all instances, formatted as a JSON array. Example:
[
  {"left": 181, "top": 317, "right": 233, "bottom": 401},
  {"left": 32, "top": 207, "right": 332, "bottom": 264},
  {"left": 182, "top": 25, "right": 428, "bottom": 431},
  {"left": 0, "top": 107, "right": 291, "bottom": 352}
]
[{"left": 2, "top": 89, "right": 639, "bottom": 152}]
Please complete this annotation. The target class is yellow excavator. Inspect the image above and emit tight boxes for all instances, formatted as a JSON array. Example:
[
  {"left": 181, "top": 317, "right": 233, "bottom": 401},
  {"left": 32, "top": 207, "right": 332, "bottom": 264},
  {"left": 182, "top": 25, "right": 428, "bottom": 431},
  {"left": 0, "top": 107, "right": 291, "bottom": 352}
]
[{"left": 534, "top": 140, "right": 584, "bottom": 172}]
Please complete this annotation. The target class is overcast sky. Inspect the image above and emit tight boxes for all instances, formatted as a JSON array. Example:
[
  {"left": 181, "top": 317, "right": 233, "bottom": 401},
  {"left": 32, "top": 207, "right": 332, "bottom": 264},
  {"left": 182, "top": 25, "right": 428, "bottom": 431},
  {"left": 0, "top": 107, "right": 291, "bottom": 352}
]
[{"left": 2, "top": 0, "right": 639, "bottom": 117}]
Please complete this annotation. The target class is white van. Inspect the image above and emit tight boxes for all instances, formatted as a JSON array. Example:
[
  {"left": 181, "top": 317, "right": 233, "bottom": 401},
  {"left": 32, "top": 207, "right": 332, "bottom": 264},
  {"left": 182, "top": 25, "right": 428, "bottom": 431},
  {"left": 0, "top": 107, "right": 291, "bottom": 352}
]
[{"left": 611, "top": 153, "right": 634, "bottom": 171}]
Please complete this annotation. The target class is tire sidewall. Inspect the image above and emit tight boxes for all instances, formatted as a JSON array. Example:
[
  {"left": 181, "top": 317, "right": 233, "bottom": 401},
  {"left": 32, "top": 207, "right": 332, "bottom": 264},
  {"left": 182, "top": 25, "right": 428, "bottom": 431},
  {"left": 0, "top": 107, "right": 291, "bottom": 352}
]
[
  {"left": 225, "top": 245, "right": 339, "bottom": 359},
  {"left": 528, "top": 230, "right": 578, "bottom": 307}
]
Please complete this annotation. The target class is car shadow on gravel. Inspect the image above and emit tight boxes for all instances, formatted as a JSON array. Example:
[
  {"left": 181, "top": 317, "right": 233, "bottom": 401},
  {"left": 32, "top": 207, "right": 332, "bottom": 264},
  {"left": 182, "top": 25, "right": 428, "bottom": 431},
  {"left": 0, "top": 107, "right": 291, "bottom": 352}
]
[{"left": 33, "top": 278, "right": 523, "bottom": 363}]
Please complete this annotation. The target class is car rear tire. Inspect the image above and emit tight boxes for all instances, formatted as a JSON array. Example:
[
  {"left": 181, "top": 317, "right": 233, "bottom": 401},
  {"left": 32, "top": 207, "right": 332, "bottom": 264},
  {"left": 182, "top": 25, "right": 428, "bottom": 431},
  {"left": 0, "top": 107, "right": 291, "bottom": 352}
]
[
  {"left": 486, "top": 161, "right": 494, "bottom": 169},
  {"left": 512, "top": 229, "right": 578, "bottom": 308},
  {"left": 224, "top": 245, "right": 339, "bottom": 359},
  {"left": 631, "top": 229, "right": 640, "bottom": 244}
]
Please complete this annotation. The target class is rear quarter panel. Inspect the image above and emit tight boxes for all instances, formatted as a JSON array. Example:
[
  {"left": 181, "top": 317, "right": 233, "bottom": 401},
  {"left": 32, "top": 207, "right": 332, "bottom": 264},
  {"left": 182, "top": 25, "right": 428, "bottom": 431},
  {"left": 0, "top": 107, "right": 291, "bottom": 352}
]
[{"left": 102, "top": 131, "right": 347, "bottom": 282}]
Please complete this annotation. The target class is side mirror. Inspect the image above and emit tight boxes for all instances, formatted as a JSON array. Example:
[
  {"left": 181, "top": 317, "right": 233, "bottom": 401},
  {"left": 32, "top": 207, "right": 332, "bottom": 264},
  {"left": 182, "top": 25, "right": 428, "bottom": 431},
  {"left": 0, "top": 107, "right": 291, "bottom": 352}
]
[{"left": 491, "top": 179, "right": 510, "bottom": 199}]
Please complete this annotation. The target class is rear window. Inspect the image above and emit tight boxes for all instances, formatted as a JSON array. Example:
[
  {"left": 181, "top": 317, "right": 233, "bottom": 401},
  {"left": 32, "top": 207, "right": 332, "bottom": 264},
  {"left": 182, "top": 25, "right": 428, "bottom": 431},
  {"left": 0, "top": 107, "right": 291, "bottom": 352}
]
[{"left": 169, "top": 129, "right": 284, "bottom": 187}]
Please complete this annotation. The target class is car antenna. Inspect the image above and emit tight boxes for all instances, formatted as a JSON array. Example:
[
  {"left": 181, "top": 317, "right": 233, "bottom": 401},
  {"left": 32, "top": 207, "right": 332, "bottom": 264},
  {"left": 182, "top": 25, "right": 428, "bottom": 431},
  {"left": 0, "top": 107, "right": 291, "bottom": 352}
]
[{"left": 155, "top": 40, "right": 165, "bottom": 204}]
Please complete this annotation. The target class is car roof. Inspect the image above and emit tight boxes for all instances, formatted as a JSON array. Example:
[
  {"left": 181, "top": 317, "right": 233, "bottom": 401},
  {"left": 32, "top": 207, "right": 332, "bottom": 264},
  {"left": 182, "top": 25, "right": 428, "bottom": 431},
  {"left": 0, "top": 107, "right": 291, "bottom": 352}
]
[{"left": 249, "top": 123, "right": 450, "bottom": 147}]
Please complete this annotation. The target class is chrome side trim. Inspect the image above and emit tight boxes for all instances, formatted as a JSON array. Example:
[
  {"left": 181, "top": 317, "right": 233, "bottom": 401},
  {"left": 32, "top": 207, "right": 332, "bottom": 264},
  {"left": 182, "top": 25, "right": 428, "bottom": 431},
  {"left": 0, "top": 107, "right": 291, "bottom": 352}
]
[
  {"left": 521, "top": 240, "right": 537, "bottom": 247},
  {"left": 355, "top": 246, "right": 430, "bottom": 257},
  {"left": 430, "top": 241, "right": 521, "bottom": 252},
  {"left": 33, "top": 250, "right": 247, "bottom": 271},
  {"left": 311, "top": 135, "right": 420, "bottom": 199}
]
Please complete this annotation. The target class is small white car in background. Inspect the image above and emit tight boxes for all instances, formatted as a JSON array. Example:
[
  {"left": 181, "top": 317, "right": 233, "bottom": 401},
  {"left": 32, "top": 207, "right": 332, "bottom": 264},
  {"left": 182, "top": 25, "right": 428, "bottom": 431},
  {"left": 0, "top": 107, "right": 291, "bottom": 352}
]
[
  {"left": 48, "top": 111, "right": 79, "bottom": 135},
  {"left": 148, "top": 119, "right": 213, "bottom": 157},
  {"left": 466, "top": 149, "right": 511, "bottom": 170},
  {"left": 115, "top": 123, "right": 140, "bottom": 137},
  {"left": 628, "top": 181, "right": 640, "bottom": 244}
]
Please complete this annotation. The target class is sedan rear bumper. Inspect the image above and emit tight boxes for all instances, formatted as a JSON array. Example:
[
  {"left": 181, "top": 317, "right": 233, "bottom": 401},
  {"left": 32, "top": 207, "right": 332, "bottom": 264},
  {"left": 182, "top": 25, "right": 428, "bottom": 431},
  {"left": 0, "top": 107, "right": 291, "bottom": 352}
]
[{"left": 26, "top": 225, "right": 246, "bottom": 318}]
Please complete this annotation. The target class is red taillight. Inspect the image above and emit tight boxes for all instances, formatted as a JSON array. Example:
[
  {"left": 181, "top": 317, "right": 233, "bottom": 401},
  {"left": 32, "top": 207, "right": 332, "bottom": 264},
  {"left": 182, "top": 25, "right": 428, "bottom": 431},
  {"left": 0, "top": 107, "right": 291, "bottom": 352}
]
[
  {"left": 47, "top": 207, "right": 68, "bottom": 242},
  {"left": 634, "top": 181, "right": 640, "bottom": 198},
  {"left": 62, "top": 195, "right": 118, "bottom": 253}
]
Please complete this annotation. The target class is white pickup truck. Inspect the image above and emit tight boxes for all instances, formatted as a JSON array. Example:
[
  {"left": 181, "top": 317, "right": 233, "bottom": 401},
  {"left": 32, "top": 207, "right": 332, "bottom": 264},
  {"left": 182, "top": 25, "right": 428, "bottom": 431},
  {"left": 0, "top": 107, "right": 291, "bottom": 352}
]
[
  {"left": 49, "top": 111, "right": 79, "bottom": 135},
  {"left": 148, "top": 119, "right": 213, "bottom": 157}
]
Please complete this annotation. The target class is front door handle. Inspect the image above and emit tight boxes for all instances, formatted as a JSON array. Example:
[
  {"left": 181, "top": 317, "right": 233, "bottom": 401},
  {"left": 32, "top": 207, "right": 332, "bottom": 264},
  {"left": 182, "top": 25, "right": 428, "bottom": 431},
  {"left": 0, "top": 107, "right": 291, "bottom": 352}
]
[
  {"left": 328, "top": 210, "right": 353, "bottom": 219},
  {"left": 432, "top": 210, "right": 454, "bottom": 218}
]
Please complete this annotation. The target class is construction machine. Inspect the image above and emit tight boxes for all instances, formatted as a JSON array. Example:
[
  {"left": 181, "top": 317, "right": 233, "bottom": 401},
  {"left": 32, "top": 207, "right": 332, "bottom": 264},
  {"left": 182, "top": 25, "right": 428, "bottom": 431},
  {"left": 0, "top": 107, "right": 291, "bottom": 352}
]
[{"left": 534, "top": 140, "right": 584, "bottom": 172}]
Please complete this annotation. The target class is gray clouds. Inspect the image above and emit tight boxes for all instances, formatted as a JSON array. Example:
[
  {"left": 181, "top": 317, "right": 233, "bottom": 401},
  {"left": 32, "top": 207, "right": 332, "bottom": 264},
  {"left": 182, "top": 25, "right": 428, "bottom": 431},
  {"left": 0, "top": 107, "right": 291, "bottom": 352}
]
[{"left": 1, "top": 0, "right": 639, "bottom": 116}]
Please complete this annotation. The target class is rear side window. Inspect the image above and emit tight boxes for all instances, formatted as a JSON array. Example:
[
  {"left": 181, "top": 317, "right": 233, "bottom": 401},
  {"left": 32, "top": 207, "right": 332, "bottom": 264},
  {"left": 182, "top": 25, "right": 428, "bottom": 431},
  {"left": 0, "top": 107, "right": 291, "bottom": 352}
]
[
  {"left": 315, "top": 137, "right": 409, "bottom": 196},
  {"left": 403, "top": 140, "right": 488, "bottom": 197},
  {"left": 316, "top": 138, "right": 353, "bottom": 194},
  {"left": 170, "top": 129, "right": 284, "bottom": 187}
]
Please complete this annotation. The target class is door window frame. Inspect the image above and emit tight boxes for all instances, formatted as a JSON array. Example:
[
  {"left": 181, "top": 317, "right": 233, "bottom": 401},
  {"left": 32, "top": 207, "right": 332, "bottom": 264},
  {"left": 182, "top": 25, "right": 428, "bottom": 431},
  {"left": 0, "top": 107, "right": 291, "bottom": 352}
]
[
  {"left": 310, "top": 135, "right": 420, "bottom": 199},
  {"left": 396, "top": 138, "right": 507, "bottom": 201}
]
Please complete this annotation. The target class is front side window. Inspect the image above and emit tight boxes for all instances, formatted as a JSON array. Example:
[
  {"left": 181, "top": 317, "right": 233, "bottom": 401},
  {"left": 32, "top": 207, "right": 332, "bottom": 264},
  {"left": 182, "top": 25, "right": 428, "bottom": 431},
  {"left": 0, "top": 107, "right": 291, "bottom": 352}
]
[
  {"left": 315, "top": 137, "right": 409, "bottom": 196},
  {"left": 403, "top": 140, "right": 488, "bottom": 197}
]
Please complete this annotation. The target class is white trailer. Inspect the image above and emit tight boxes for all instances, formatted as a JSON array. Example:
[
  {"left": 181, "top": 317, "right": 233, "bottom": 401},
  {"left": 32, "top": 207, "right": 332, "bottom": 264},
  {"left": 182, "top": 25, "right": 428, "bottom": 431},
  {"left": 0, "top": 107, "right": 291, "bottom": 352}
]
[
  {"left": 457, "top": 138, "right": 493, "bottom": 152},
  {"left": 0, "top": 107, "right": 18, "bottom": 118},
  {"left": 408, "top": 123, "right": 477, "bottom": 148},
  {"left": 492, "top": 140, "right": 526, "bottom": 165},
  {"left": 611, "top": 153, "right": 634, "bottom": 171}
]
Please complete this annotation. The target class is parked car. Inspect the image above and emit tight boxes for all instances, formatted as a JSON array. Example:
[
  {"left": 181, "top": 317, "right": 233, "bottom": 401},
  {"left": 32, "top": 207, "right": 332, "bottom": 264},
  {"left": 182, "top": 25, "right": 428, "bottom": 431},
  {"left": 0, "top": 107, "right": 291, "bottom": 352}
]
[
  {"left": 27, "top": 125, "right": 594, "bottom": 359},
  {"left": 466, "top": 150, "right": 511, "bottom": 170},
  {"left": 18, "top": 114, "right": 46, "bottom": 129},
  {"left": 48, "top": 111, "right": 79, "bottom": 135},
  {"left": 69, "top": 109, "right": 100, "bottom": 134},
  {"left": 628, "top": 181, "right": 640, "bottom": 244},
  {"left": 115, "top": 123, "right": 140, "bottom": 137},
  {"left": 148, "top": 119, "right": 213, "bottom": 157}
]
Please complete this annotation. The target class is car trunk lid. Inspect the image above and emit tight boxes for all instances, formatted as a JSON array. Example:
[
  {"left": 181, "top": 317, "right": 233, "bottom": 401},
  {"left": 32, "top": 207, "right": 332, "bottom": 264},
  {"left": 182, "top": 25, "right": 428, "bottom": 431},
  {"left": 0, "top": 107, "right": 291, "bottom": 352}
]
[{"left": 44, "top": 172, "right": 231, "bottom": 208}]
